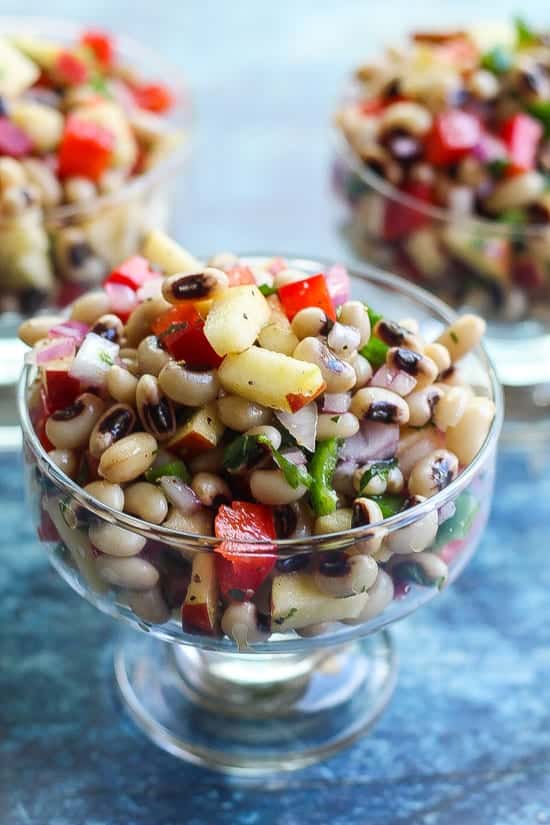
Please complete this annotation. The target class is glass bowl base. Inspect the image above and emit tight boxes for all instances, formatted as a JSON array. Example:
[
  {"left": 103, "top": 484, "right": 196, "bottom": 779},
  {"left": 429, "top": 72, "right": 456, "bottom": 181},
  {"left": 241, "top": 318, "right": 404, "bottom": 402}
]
[{"left": 114, "top": 630, "right": 397, "bottom": 776}]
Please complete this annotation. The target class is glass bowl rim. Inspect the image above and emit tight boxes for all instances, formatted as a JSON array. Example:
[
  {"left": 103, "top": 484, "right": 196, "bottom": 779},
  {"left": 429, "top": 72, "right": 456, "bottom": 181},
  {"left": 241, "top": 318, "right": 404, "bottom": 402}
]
[
  {"left": 0, "top": 15, "right": 192, "bottom": 223},
  {"left": 333, "top": 112, "right": 550, "bottom": 240},
  {"left": 18, "top": 254, "right": 504, "bottom": 551}
]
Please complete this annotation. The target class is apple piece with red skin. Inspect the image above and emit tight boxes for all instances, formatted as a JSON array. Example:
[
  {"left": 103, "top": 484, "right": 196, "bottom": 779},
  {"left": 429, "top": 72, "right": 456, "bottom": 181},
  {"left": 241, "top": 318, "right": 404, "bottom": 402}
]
[
  {"left": 181, "top": 552, "right": 220, "bottom": 635},
  {"left": 167, "top": 402, "right": 225, "bottom": 457}
]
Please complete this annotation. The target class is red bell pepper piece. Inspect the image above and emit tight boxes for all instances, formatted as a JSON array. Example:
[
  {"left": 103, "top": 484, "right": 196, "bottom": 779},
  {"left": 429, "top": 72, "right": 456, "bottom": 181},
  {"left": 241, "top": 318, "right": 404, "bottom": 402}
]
[
  {"left": 80, "top": 29, "right": 115, "bottom": 68},
  {"left": 358, "top": 98, "right": 387, "bottom": 116},
  {"left": 104, "top": 255, "right": 160, "bottom": 291},
  {"left": 425, "top": 110, "right": 480, "bottom": 167},
  {"left": 278, "top": 273, "right": 336, "bottom": 321},
  {"left": 58, "top": 117, "right": 114, "bottom": 181},
  {"left": 214, "top": 502, "right": 276, "bottom": 598},
  {"left": 225, "top": 265, "right": 257, "bottom": 286},
  {"left": 131, "top": 82, "right": 174, "bottom": 113},
  {"left": 383, "top": 180, "right": 433, "bottom": 241},
  {"left": 151, "top": 304, "right": 223, "bottom": 368},
  {"left": 0, "top": 117, "right": 33, "bottom": 157},
  {"left": 37, "top": 508, "right": 60, "bottom": 543},
  {"left": 43, "top": 368, "right": 81, "bottom": 413},
  {"left": 54, "top": 50, "right": 89, "bottom": 85},
  {"left": 30, "top": 387, "right": 54, "bottom": 452},
  {"left": 501, "top": 113, "right": 542, "bottom": 176}
]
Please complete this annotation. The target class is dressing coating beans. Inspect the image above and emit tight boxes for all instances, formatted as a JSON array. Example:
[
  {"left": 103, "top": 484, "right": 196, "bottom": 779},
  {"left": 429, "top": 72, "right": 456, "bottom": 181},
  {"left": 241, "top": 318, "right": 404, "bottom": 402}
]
[
  {"left": 95, "top": 555, "right": 159, "bottom": 590},
  {"left": 89, "top": 403, "right": 136, "bottom": 458},
  {"left": 158, "top": 360, "right": 219, "bottom": 407},
  {"left": 99, "top": 432, "right": 158, "bottom": 484},
  {"left": 19, "top": 315, "right": 64, "bottom": 346},
  {"left": 291, "top": 307, "right": 330, "bottom": 340},
  {"left": 137, "top": 335, "right": 172, "bottom": 376},
  {"left": 70, "top": 290, "right": 110, "bottom": 325},
  {"left": 408, "top": 449, "right": 459, "bottom": 498},
  {"left": 136, "top": 374, "right": 176, "bottom": 441},
  {"left": 436, "top": 314, "right": 486, "bottom": 363},
  {"left": 339, "top": 301, "right": 371, "bottom": 347},
  {"left": 45, "top": 393, "right": 105, "bottom": 449},
  {"left": 89, "top": 523, "right": 146, "bottom": 557},
  {"left": 48, "top": 448, "right": 79, "bottom": 479},
  {"left": 84, "top": 480, "right": 125, "bottom": 511},
  {"left": 249, "top": 469, "right": 307, "bottom": 506},
  {"left": 217, "top": 395, "right": 271, "bottom": 432},
  {"left": 161, "top": 267, "right": 228, "bottom": 304},
  {"left": 124, "top": 482, "right": 168, "bottom": 524},
  {"left": 124, "top": 295, "right": 172, "bottom": 348},
  {"left": 350, "top": 387, "right": 410, "bottom": 425},
  {"left": 106, "top": 365, "right": 138, "bottom": 406},
  {"left": 293, "top": 337, "right": 356, "bottom": 393}
]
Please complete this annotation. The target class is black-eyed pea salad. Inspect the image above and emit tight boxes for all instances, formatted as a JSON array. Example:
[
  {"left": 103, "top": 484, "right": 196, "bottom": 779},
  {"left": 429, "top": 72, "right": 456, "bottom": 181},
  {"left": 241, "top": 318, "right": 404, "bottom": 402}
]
[{"left": 20, "top": 230, "right": 496, "bottom": 646}]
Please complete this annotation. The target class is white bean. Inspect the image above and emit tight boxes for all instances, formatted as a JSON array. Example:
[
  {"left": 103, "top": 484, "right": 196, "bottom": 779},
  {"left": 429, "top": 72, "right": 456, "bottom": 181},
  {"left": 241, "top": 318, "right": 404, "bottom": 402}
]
[
  {"left": 436, "top": 314, "right": 486, "bottom": 362},
  {"left": 339, "top": 301, "right": 371, "bottom": 347},
  {"left": 342, "top": 569, "right": 394, "bottom": 624},
  {"left": 221, "top": 602, "right": 269, "bottom": 649},
  {"left": 249, "top": 470, "right": 306, "bottom": 506},
  {"left": 314, "top": 553, "right": 378, "bottom": 597},
  {"left": 445, "top": 397, "right": 496, "bottom": 465},
  {"left": 89, "top": 523, "right": 146, "bottom": 557},
  {"left": 84, "top": 480, "right": 125, "bottom": 511},
  {"left": 122, "top": 585, "right": 170, "bottom": 624},
  {"left": 99, "top": 433, "right": 158, "bottom": 484},
  {"left": 217, "top": 395, "right": 271, "bottom": 431},
  {"left": 95, "top": 555, "right": 159, "bottom": 590},
  {"left": 124, "top": 482, "right": 168, "bottom": 524}
]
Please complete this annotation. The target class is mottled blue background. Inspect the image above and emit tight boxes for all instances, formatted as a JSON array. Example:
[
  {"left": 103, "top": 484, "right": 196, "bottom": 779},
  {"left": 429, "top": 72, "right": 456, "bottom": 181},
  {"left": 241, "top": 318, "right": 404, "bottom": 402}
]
[{"left": 2, "top": 2, "right": 550, "bottom": 824}]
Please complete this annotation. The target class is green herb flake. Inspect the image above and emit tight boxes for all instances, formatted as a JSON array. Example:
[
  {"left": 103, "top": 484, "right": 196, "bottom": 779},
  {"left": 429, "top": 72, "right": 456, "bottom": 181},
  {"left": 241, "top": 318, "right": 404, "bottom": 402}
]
[
  {"left": 145, "top": 459, "right": 190, "bottom": 484},
  {"left": 330, "top": 415, "right": 341, "bottom": 423},
  {"left": 274, "top": 607, "right": 298, "bottom": 625},
  {"left": 359, "top": 458, "right": 398, "bottom": 493},
  {"left": 360, "top": 336, "right": 389, "bottom": 369},
  {"left": 99, "top": 351, "right": 114, "bottom": 366},
  {"left": 88, "top": 73, "right": 113, "bottom": 98},
  {"left": 481, "top": 46, "right": 513, "bottom": 75},
  {"left": 258, "top": 283, "right": 278, "bottom": 297},
  {"left": 450, "top": 331, "right": 459, "bottom": 344},
  {"left": 486, "top": 157, "right": 510, "bottom": 180},
  {"left": 370, "top": 493, "right": 406, "bottom": 519},
  {"left": 366, "top": 305, "right": 383, "bottom": 327},
  {"left": 515, "top": 16, "right": 537, "bottom": 48},
  {"left": 527, "top": 100, "right": 550, "bottom": 137}
]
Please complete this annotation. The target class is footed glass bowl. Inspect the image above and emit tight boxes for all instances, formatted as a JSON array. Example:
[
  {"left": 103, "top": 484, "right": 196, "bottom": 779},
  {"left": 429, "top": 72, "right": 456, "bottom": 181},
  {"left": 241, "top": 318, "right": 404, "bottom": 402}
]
[
  {"left": 333, "top": 133, "right": 549, "bottom": 435},
  {"left": 18, "top": 261, "right": 503, "bottom": 775}
]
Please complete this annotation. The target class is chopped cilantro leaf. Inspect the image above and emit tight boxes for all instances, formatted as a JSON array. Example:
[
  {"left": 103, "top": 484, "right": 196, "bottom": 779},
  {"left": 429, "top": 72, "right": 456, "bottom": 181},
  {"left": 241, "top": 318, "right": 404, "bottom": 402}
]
[
  {"left": 99, "top": 350, "right": 114, "bottom": 366},
  {"left": 259, "top": 283, "right": 278, "bottom": 297},
  {"left": 481, "top": 46, "right": 513, "bottom": 75},
  {"left": 515, "top": 16, "right": 537, "bottom": 48},
  {"left": 450, "top": 331, "right": 459, "bottom": 344}
]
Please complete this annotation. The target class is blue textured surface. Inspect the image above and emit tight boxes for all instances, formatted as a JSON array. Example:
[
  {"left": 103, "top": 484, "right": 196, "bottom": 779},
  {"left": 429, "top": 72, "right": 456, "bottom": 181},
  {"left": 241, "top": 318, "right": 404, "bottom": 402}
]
[{"left": 2, "top": 1, "right": 550, "bottom": 823}]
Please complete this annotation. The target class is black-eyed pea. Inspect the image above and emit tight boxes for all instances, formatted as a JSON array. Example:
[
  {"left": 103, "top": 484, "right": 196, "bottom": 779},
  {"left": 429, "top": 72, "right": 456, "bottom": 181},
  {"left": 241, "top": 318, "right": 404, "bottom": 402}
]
[
  {"left": 89, "top": 523, "right": 146, "bottom": 557},
  {"left": 106, "top": 365, "right": 138, "bottom": 406},
  {"left": 327, "top": 322, "right": 361, "bottom": 359},
  {"left": 374, "top": 319, "right": 423, "bottom": 352},
  {"left": 191, "top": 472, "right": 231, "bottom": 507},
  {"left": 99, "top": 432, "right": 158, "bottom": 483},
  {"left": 221, "top": 602, "right": 270, "bottom": 649},
  {"left": 353, "top": 465, "right": 386, "bottom": 496},
  {"left": 388, "top": 550, "right": 449, "bottom": 589},
  {"left": 408, "top": 449, "right": 459, "bottom": 498},
  {"left": 293, "top": 337, "right": 356, "bottom": 392},
  {"left": 406, "top": 386, "right": 443, "bottom": 427},
  {"left": 386, "top": 347, "right": 438, "bottom": 389},
  {"left": 161, "top": 267, "right": 228, "bottom": 304},
  {"left": 397, "top": 318, "right": 420, "bottom": 335},
  {"left": 137, "top": 335, "right": 172, "bottom": 376},
  {"left": 158, "top": 360, "right": 219, "bottom": 407},
  {"left": 291, "top": 307, "right": 330, "bottom": 340},
  {"left": 250, "top": 470, "right": 307, "bottom": 506},
  {"left": 342, "top": 568, "right": 394, "bottom": 625},
  {"left": 245, "top": 425, "right": 282, "bottom": 449},
  {"left": 122, "top": 585, "right": 171, "bottom": 624},
  {"left": 19, "top": 315, "right": 64, "bottom": 345},
  {"left": 95, "top": 555, "right": 159, "bottom": 590},
  {"left": 349, "top": 353, "right": 373, "bottom": 388},
  {"left": 317, "top": 412, "right": 360, "bottom": 441},
  {"left": 384, "top": 495, "right": 439, "bottom": 555},
  {"left": 84, "top": 480, "right": 125, "bottom": 511},
  {"left": 124, "top": 296, "right": 172, "bottom": 348},
  {"left": 445, "top": 397, "right": 496, "bottom": 465},
  {"left": 313, "top": 552, "right": 378, "bottom": 597},
  {"left": 48, "top": 448, "right": 79, "bottom": 479},
  {"left": 217, "top": 395, "right": 271, "bottom": 431},
  {"left": 314, "top": 508, "right": 353, "bottom": 535},
  {"left": 188, "top": 447, "right": 225, "bottom": 475},
  {"left": 339, "top": 301, "right": 371, "bottom": 347},
  {"left": 136, "top": 374, "right": 176, "bottom": 441},
  {"left": 46, "top": 393, "right": 105, "bottom": 450},
  {"left": 432, "top": 386, "right": 470, "bottom": 430},
  {"left": 350, "top": 387, "right": 409, "bottom": 424},
  {"left": 423, "top": 342, "right": 451, "bottom": 376},
  {"left": 386, "top": 465, "right": 404, "bottom": 494},
  {"left": 91, "top": 313, "right": 124, "bottom": 343},
  {"left": 70, "top": 290, "right": 111, "bottom": 325},
  {"left": 379, "top": 101, "right": 432, "bottom": 136},
  {"left": 351, "top": 497, "right": 385, "bottom": 555},
  {"left": 163, "top": 506, "right": 214, "bottom": 536},
  {"left": 436, "top": 314, "right": 486, "bottom": 362},
  {"left": 124, "top": 482, "right": 168, "bottom": 524},
  {"left": 89, "top": 404, "right": 136, "bottom": 458}
]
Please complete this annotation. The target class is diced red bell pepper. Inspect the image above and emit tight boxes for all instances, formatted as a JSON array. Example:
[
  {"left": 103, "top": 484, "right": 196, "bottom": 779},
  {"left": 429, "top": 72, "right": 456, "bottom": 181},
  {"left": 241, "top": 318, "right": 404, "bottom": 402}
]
[
  {"left": 278, "top": 273, "right": 336, "bottom": 321},
  {"left": 358, "top": 98, "right": 387, "bottom": 116},
  {"left": 383, "top": 180, "right": 433, "bottom": 241},
  {"left": 58, "top": 117, "right": 114, "bottom": 181},
  {"left": 30, "top": 387, "right": 54, "bottom": 452},
  {"left": 80, "top": 29, "right": 115, "bottom": 68},
  {"left": 54, "top": 50, "right": 89, "bottom": 85},
  {"left": 214, "top": 502, "right": 276, "bottom": 598},
  {"left": 152, "top": 304, "right": 223, "bottom": 368},
  {"left": 43, "top": 368, "right": 81, "bottom": 413},
  {"left": 104, "top": 255, "right": 160, "bottom": 291},
  {"left": 131, "top": 82, "right": 174, "bottom": 113},
  {"left": 501, "top": 113, "right": 542, "bottom": 176},
  {"left": 425, "top": 110, "right": 480, "bottom": 167},
  {"left": 0, "top": 117, "right": 33, "bottom": 158},
  {"left": 225, "top": 265, "right": 257, "bottom": 286},
  {"left": 37, "top": 508, "right": 60, "bottom": 543}
]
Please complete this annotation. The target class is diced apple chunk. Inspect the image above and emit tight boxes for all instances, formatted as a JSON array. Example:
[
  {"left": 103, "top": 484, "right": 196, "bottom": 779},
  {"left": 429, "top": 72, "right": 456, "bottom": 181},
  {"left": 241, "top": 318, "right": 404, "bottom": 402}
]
[
  {"left": 204, "top": 286, "right": 270, "bottom": 355},
  {"left": 271, "top": 572, "right": 369, "bottom": 631},
  {"left": 142, "top": 229, "right": 203, "bottom": 275},
  {"left": 181, "top": 552, "right": 220, "bottom": 635},
  {"left": 218, "top": 346, "right": 325, "bottom": 412},
  {"left": 167, "top": 403, "right": 225, "bottom": 456}
]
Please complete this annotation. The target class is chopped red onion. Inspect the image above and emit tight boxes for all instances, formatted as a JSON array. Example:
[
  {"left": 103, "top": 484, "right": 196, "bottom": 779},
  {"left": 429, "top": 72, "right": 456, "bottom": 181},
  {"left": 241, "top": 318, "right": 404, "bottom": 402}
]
[
  {"left": 49, "top": 320, "right": 89, "bottom": 346},
  {"left": 325, "top": 263, "right": 351, "bottom": 307},
  {"left": 275, "top": 404, "right": 317, "bottom": 453},
  {"left": 397, "top": 428, "right": 445, "bottom": 477},
  {"left": 339, "top": 421, "right": 399, "bottom": 463},
  {"left": 322, "top": 392, "right": 351, "bottom": 414},
  {"left": 68, "top": 332, "right": 120, "bottom": 387},
  {"left": 473, "top": 134, "right": 506, "bottom": 164},
  {"left": 105, "top": 281, "right": 138, "bottom": 318},
  {"left": 279, "top": 448, "right": 307, "bottom": 465},
  {"left": 35, "top": 337, "right": 76, "bottom": 365},
  {"left": 266, "top": 257, "right": 287, "bottom": 276},
  {"left": 160, "top": 477, "right": 202, "bottom": 514},
  {"left": 370, "top": 365, "right": 416, "bottom": 397}
]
